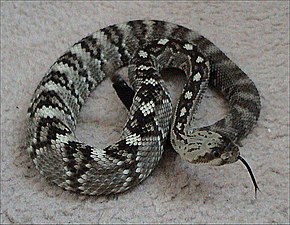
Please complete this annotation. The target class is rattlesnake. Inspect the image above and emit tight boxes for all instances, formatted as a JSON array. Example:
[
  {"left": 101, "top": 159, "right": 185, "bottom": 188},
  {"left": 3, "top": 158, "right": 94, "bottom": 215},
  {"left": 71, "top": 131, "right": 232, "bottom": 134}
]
[{"left": 27, "top": 20, "right": 261, "bottom": 196}]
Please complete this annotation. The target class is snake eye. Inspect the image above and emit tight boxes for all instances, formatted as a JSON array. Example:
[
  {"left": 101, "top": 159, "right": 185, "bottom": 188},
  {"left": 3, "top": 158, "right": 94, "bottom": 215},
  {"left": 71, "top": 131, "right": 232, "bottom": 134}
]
[{"left": 211, "top": 148, "right": 221, "bottom": 158}]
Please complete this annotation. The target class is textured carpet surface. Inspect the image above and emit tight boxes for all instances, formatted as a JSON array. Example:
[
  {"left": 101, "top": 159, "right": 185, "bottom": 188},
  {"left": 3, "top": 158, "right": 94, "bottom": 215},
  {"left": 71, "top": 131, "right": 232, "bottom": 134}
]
[{"left": 1, "top": 2, "right": 289, "bottom": 224}]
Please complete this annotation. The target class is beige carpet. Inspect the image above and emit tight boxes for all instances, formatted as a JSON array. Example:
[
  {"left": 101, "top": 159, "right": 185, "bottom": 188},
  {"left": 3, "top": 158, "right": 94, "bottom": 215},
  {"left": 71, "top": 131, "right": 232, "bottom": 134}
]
[{"left": 1, "top": 2, "right": 289, "bottom": 224}]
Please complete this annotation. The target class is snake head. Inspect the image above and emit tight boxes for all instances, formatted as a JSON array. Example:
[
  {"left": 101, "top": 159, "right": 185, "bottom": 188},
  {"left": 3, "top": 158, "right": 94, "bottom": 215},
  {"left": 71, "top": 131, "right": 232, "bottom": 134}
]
[
  {"left": 179, "top": 130, "right": 240, "bottom": 166},
  {"left": 175, "top": 130, "right": 260, "bottom": 196}
]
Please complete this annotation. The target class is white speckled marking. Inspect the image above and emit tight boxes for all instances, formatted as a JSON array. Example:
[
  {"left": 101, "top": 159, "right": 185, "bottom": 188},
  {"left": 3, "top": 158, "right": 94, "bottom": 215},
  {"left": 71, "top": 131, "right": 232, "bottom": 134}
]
[
  {"left": 180, "top": 107, "right": 187, "bottom": 117},
  {"left": 140, "top": 100, "right": 154, "bottom": 116},
  {"left": 138, "top": 65, "right": 152, "bottom": 71},
  {"left": 145, "top": 78, "right": 158, "bottom": 86},
  {"left": 158, "top": 38, "right": 169, "bottom": 45},
  {"left": 184, "top": 91, "right": 193, "bottom": 99},
  {"left": 126, "top": 133, "right": 141, "bottom": 146},
  {"left": 91, "top": 148, "right": 106, "bottom": 161},
  {"left": 183, "top": 43, "right": 193, "bottom": 50},
  {"left": 138, "top": 50, "right": 148, "bottom": 58},
  {"left": 196, "top": 56, "right": 204, "bottom": 63},
  {"left": 193, "top": 72, "right": 201, "bottom": 82},
  {"left": 176, "top": 122, "right": 182, "bottom": 130}
]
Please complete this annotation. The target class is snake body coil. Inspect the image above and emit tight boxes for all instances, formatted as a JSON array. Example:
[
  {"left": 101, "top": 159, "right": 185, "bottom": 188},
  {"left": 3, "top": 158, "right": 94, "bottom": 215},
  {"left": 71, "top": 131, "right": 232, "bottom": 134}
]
[{"left": 27, "top": 20, "right": 261, "bottom": 195}]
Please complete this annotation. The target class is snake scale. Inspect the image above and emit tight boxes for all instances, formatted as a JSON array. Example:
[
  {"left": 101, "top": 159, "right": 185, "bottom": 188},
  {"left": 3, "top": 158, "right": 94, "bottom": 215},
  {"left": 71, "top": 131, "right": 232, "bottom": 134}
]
[{"left": 27, "top": 20, "right": 261, "bottom": 196}]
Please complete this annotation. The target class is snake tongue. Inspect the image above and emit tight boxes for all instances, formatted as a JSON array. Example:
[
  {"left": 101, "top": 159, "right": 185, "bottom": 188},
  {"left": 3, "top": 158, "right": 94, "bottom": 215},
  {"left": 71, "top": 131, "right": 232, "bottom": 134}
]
[{"left": 238, "top": 155, "right": 260, "bottom": 198}]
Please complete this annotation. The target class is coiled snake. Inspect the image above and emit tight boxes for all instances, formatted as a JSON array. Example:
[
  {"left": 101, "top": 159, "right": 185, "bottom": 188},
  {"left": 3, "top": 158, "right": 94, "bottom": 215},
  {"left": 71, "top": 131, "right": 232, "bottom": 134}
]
[{"left": 27, "top": 20, "right": 261, "bottom": 196}]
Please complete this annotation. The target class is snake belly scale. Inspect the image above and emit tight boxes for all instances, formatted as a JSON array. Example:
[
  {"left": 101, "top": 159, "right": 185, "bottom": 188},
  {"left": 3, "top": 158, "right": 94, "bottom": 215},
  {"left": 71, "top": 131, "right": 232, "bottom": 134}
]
[{"left": 27, "top": 20, "right": 261, "bottom": 195}]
